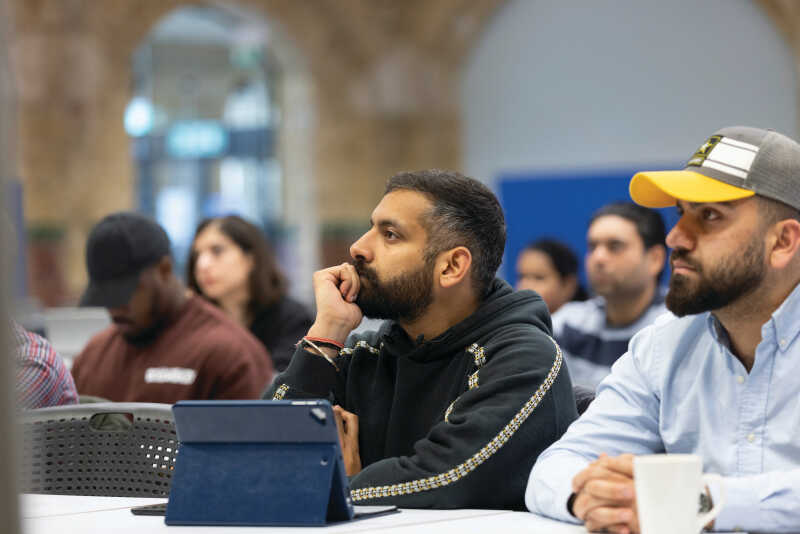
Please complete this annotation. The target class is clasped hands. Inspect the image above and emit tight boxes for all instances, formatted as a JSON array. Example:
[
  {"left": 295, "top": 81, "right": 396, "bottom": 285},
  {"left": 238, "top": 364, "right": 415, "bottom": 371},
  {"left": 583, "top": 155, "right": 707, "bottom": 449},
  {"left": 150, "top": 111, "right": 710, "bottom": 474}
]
[{"left": 572, "top": 453, "right": 639, "bottom": 534}]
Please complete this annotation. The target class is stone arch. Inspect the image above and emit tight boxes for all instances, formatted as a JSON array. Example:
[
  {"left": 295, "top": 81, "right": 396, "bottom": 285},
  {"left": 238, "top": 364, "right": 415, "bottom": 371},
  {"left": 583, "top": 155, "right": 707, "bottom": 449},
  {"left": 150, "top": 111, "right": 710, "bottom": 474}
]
[
  {"left": 11, "top": 0, "right": 318, "bottom": 302},
  {"left": 125, "top": 2, "right": 320, "bottom": 302},
  {"left": 9, "top": 0, "right": 507, "bottom": 302}
]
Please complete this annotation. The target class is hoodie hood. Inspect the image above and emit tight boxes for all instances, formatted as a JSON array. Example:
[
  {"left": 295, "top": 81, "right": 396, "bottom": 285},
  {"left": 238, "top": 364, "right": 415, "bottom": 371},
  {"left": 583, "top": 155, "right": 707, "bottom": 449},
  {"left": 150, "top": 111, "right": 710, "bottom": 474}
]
[{"left": 377, "top": 278, "right": 551, "bottom": 363}]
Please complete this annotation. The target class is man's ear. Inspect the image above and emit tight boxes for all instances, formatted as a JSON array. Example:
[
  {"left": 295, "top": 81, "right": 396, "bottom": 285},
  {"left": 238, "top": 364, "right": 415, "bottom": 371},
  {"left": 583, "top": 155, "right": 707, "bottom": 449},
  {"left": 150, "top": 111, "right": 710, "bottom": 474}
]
[
  {"left": 645, "top": 244, "right": 666, "bottom": 278},
  {"left": 768, "top": 219, "right": 800, "bottom": 270},
  {"left": 156, "top": 255, "right": 173, "bottom": 280},
  {"left": 437, "top": 246, "right": 472, "bottom": 289}
]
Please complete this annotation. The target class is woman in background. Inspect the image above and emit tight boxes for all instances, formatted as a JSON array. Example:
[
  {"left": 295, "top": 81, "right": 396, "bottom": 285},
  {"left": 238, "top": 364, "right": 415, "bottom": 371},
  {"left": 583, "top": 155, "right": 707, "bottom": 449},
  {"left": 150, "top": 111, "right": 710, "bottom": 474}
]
[
  {"left": 188, "top": 215, "right": 313, "bottom": 371},
  {"left": 515, "top": 238, "right": 587, "bottom": 314}
]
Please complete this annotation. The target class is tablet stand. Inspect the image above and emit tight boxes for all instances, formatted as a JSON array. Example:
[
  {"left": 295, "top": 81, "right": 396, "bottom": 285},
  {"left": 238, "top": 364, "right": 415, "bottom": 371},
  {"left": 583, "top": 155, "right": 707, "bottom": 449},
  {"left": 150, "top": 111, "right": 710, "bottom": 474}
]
[{"left": 165, "top": 400, "right": 354, "bottom": 526}]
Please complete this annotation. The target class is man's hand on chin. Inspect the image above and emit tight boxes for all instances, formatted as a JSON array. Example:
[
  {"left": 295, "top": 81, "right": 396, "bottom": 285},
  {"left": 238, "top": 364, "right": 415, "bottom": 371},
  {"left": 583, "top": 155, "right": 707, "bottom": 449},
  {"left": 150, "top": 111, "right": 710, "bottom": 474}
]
[
  {"left": 571, "top": 454, "right": 639, "bottom": 534},
  {"left": 333, "top": 405, "right": 362, "bottom": 476},
  {"left": 308, "top": 263, "right": 364, "bottom": 346}
]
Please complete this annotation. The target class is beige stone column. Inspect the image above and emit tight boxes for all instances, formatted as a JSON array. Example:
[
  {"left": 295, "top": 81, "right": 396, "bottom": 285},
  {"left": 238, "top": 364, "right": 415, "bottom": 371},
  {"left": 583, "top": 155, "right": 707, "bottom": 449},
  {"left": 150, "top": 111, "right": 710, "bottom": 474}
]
[
  {"left": 312, "top": 55, "right": 463, "bottom": 265},
  {"left": 247, "top": 0, "right": 504, "bottom": 265},
  {"left": 9, "top": 1, "right": 181, "bottom": 303}
]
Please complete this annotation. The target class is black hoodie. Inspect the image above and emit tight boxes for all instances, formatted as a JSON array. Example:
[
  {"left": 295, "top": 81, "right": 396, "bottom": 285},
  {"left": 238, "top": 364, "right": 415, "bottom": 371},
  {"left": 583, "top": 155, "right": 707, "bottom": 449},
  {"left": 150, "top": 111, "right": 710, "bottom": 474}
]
[{"left": 263, "top": 279, "right": 578, "bottom": 510}]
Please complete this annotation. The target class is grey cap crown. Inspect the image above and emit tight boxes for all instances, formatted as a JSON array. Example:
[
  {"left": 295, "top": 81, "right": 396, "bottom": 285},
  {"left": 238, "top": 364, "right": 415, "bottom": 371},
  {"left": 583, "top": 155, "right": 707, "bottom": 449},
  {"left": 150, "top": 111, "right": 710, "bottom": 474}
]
[{"left": 687, "top": 126, "right": 800, "bottom": 212}]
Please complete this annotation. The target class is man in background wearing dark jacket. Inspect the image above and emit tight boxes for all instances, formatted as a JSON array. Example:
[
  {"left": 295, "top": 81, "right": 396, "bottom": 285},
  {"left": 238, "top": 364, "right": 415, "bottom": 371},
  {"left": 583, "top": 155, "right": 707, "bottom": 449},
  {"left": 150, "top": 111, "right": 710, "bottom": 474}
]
[{"left": 264, "top": 169, "right": 577, "bottom": 510}]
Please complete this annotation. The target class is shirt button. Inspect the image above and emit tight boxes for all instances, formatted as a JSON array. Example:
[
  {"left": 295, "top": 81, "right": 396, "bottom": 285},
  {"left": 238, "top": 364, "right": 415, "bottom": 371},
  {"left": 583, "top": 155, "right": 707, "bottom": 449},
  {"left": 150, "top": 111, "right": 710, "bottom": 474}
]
[
  {"left": 779, "top": 339, "right": 787, "bottom": 348},
  {"left": 747, "top": 433, "right": 756, "bottom": 443},
  {"left": 736, "top": 376, "right": 745, "bottom": 384}
]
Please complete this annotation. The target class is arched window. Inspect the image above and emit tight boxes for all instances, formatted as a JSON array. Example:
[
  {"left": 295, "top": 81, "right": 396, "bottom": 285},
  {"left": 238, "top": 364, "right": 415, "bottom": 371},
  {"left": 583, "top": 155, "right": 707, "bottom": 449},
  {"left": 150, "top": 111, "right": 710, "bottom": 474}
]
[{"left": 125, "top": 6, "right": 283, "bottom": 277}]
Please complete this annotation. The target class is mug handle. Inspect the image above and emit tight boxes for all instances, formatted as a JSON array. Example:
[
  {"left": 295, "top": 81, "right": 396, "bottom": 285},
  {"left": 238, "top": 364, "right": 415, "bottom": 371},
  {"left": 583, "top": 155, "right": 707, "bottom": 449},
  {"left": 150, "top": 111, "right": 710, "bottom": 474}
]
[{"left": 697, "top": 473, "right": 726, "bottom": 532}]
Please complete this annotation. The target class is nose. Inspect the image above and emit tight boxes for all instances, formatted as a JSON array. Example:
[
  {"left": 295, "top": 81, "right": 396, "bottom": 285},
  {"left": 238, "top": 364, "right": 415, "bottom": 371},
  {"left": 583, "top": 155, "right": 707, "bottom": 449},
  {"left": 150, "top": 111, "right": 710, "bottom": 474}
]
[
  {"left": 587, "top": 245, "right": 608, "bottom": 265},
  {"left": 195, "top": 251, "right": 212, "bottom": 274},
  {"left": 665, "top": 216, "right": 693, "bottom": 251},
  {"left": 349, "top": 230, "right": 373, "bottom": 262}
]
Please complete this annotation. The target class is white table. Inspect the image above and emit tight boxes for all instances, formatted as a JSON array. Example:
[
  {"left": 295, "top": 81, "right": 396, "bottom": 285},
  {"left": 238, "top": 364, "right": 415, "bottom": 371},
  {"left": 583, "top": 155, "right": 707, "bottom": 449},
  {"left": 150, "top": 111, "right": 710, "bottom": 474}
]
[{"left": 20, "top": 494, "right": 589, "bottom": 533}]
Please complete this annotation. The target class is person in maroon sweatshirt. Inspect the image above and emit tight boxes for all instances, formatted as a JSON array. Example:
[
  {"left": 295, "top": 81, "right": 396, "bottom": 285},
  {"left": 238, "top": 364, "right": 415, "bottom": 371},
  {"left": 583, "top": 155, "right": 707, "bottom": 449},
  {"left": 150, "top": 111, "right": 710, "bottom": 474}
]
[{"left": 72, "top": 212, "right": 273, "bottom": 403}]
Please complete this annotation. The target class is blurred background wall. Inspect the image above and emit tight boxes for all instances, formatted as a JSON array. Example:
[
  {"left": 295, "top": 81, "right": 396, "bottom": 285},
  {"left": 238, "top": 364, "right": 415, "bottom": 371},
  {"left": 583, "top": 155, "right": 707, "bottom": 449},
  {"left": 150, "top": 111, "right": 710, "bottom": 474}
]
[
  {"left": 462, "top": 0, "right": 799, "bottom": 281},
  {"left": 3, "top": 0, "right": 799, "bottom": 307},
  {"left": 463, "top": 0, "right": 798, "bottom": 180}
]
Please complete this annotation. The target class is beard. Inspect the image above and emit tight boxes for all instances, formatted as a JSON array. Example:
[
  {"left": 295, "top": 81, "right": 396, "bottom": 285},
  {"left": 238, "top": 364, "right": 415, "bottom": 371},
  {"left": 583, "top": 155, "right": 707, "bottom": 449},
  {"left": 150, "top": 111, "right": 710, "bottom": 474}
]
[
  {"left": 117, "top": 289, "right": 169, "bottom": 346},
  {"left": 666, "top": 235, "right": 766, "bottom": 317},
  {"left": 119, "top": 317, "right": 166, "bottom": 346},
  {"left": 352, "top": 258, "right": 434, "bottom": 322}
]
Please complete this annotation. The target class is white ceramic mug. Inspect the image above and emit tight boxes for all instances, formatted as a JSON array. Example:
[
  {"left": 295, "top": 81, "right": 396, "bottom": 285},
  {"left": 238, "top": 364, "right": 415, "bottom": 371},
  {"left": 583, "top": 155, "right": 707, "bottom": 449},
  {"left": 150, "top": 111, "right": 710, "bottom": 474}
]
[{"left": 633, "top": 454, "right": 726, "bottom": 534}]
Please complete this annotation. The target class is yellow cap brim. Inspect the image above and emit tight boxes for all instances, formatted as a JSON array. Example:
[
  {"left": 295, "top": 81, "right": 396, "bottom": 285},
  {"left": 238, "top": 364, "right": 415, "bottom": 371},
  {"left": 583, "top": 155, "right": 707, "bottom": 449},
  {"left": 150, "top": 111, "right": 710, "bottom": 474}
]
[{"left": 629, "top": 170, "right": 755, "bottom": 208}]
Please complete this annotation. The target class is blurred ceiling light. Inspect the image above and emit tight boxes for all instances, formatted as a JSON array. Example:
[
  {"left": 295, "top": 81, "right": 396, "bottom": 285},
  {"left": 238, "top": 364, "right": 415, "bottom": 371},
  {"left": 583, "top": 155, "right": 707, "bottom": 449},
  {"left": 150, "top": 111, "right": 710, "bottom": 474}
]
[{"left": 124, "top": 96, "right": 154, "bottom": 137}]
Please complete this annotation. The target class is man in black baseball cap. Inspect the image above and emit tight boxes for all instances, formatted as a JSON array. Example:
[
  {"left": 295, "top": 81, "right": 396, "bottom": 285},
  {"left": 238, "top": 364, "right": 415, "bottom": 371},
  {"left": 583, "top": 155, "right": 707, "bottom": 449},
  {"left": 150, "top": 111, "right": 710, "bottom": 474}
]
[
  {"left": 528, "top": 127, "right": 800, "bottom": 533},
  {"left": 80, "top": 212, "right": 171, "bottom": 310},
  {"left": 72, "top": 212, "right": 274, "bottom": 403}
]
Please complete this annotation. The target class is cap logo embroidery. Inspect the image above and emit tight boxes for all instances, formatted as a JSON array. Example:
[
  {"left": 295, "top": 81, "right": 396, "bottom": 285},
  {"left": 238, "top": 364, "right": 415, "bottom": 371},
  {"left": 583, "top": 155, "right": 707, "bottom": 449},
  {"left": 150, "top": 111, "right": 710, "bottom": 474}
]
[
  {"left": 686, "top": 135, "right": 722, "bottom": 168},
  {"left": 688, "top": 135, "right": 759, "bottom": 180}
]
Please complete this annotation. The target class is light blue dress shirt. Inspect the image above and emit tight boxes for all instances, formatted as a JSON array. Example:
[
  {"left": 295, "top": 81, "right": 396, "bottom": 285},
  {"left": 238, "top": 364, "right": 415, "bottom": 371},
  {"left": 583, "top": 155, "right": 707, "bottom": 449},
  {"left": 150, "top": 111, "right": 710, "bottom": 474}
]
[{"left": 526, "top": 282, "right": 800, "bottom": 532}]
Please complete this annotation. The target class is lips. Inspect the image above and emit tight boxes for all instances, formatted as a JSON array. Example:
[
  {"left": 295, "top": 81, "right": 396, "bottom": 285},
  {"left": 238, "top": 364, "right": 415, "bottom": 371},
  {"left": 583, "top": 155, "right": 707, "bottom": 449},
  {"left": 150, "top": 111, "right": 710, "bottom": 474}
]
[
  {"left": 352, "top": 261, "right": 379, "bottom": 285},
  {"left": 588, "top": 269, "right": 611, "bottom": 284},
  {"left": 198, "top": 277, "right": 217, "bottom": 289},
  {"left": 670, "top": 250, "right": 701, "bottom": 273},
  {"left": 671, "top": 260, "right": 695, "bottom": 270}
]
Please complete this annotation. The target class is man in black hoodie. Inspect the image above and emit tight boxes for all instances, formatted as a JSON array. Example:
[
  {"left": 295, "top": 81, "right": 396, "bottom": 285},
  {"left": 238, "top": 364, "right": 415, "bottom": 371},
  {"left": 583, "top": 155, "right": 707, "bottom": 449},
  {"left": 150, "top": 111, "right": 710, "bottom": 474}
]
[{"left": 264, "top": 169, "right": 577, "bottom": 510}]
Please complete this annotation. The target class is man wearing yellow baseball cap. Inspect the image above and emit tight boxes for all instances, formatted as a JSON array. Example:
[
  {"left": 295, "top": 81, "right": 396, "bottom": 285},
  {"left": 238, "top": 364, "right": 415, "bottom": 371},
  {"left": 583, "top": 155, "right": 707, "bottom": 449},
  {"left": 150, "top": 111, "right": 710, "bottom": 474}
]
[
  {"left": 527, "top": 126, "right": 800, "bottom": 533},
  {"left": 630, "top": 126, "right": 798, "bottom": 208}
]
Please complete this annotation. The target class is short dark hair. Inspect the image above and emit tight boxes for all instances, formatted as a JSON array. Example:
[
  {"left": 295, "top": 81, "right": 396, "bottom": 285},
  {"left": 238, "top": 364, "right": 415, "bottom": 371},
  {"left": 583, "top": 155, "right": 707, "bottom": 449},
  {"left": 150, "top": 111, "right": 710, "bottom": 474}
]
[
  {"left": 757, "top": 196, "right": 800, "bottom": 226},
  {"left": 524, "top": 238, "right": 588, "bottom": 301},
  {"left": 187, "top": 215, "right": 286, "bottom": 315},
  {"left": 385, "top": 169, "right": 506, "bottom": 299},
  {"left": 525, "top": 238, "right": 579, "bottom": 279},
  {"left": 590, "top": 202, "right": 666, "bottom": 251}
]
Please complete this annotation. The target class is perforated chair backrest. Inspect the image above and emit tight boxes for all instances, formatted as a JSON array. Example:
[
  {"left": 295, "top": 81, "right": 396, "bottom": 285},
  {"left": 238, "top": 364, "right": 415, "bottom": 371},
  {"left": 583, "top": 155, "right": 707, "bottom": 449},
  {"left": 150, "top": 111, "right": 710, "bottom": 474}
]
[{"left": 19, "top": 403, "right": 176, "bottom": 497}]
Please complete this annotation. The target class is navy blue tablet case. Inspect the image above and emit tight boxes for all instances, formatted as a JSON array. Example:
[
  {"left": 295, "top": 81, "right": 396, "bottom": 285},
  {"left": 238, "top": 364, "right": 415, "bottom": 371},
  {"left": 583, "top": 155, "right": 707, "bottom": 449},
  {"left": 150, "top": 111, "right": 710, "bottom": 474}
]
[{"left": 165, "top": 400, "right": 355, "bottom": 526}]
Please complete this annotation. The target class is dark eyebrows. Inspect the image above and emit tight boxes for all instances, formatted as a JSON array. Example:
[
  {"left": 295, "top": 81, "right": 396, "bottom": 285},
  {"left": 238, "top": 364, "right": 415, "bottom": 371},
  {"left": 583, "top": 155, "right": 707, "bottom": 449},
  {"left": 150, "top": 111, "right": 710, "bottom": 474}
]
[
  {"left": 588, "top": 237, "right": 626, "bottom": 246},
  {"left": 370, "top": 217, "right": 406, "bottom": 233}
]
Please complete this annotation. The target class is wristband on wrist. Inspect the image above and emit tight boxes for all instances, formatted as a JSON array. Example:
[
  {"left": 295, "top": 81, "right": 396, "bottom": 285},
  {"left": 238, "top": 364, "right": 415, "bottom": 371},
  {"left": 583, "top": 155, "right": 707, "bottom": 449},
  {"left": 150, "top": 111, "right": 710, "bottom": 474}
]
[
  {"left": 299, "top": 337, "right": 339, "bottom": 371},
  {"left": 566, "top": 492, "right": 578, "bottom": 517},
  {"left": 303, "top": 336, "right": 344, "bottom": 349}
]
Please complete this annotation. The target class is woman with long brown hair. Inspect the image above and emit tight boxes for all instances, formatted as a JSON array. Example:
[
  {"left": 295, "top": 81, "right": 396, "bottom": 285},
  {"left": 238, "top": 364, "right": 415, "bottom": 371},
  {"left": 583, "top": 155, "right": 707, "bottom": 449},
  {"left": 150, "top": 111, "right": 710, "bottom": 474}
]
[{"left": 188, "top": 215, "right": 312, "bottom": 371}]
